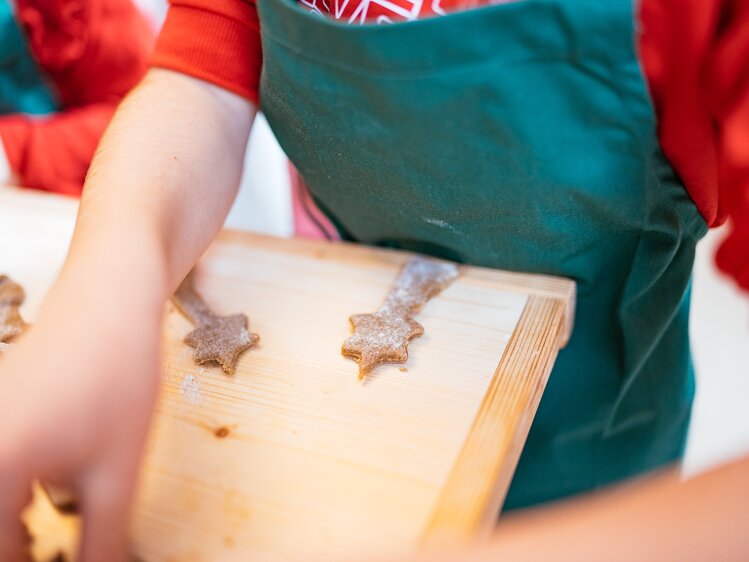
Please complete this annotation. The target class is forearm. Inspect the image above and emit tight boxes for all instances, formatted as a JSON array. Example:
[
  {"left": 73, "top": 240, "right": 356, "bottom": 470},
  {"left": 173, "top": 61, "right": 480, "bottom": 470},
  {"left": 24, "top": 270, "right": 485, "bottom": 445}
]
[
  {"left": 480, "top": 456, "right": 749, "bottom": 562},
  {"left": 44, "top": 68, "right": 255, "bottom": 323}
]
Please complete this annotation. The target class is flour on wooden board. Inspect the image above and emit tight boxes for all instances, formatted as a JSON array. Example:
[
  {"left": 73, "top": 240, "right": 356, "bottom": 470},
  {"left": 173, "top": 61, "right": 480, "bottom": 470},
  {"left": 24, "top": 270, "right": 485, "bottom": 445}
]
[{"left": 178, "top": 372, "right": 204, "bottom": 404}]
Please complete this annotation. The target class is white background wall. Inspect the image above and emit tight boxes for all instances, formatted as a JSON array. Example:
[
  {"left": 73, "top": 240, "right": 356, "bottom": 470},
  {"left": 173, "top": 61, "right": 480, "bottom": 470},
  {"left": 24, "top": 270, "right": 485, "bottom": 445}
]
[{"left": 686, "top": 229, "right": 749, "bottom": 475}]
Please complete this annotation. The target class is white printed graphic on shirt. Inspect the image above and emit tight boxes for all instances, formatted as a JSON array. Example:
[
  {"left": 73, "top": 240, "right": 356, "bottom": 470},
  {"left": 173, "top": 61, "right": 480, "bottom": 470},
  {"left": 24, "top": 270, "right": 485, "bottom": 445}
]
[
  {"left": 313, "top": 0, "right": 425, "bottom": 23},
  {"left": 302, "top": 0, "right": 520, "bottom": 24},
  {"left": 431, "top": 0, "right": 446, "bottom": 15}
]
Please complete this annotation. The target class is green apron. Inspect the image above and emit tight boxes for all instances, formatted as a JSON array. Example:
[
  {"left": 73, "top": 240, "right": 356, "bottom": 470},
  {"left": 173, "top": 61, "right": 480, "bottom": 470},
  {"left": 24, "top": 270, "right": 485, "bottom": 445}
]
[
  {"left": 0, "top": 0, "right": 57, "bottom": 115},
  {"left": 258, "top": 0, "right": 707, "bottom": 508}
]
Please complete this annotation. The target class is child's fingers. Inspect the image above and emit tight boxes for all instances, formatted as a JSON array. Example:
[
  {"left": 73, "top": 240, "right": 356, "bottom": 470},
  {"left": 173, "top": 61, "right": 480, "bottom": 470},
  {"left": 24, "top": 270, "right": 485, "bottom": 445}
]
[
  {"left": 79, "top": 464, "right": 135, "bottom": 562},
  {"left": 0, "top": 500, "right": 33, "bottom": 562},
  {"left": 0, "top": 443, "right": 34, "bottom": 562},
  {"left": 0, "top": 517, "right": 32, "bottom": 562}
]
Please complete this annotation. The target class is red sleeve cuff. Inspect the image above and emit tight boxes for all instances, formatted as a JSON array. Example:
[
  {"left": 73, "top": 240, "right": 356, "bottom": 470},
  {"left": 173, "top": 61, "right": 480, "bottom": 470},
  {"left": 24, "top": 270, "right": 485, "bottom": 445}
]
[{"left": 149, "top": 2, "right": 262, "bottom": 104}]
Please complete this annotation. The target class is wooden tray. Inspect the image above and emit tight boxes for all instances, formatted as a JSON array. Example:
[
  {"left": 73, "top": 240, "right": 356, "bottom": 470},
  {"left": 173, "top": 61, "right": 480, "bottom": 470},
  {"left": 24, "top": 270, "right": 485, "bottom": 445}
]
[{"left": 0, "top": 188, "right": 575, "bottom": 561}]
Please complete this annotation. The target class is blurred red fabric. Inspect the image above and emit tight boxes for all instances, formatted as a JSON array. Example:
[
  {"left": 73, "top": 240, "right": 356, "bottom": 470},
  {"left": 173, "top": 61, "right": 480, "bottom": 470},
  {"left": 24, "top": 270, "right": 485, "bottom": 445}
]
[{"left": 0, "top": 0, "right": 154, "bottom": 195}]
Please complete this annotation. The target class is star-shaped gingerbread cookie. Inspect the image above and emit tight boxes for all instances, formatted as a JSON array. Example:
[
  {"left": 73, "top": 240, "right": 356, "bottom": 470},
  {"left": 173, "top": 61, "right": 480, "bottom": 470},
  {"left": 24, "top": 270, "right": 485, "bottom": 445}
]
[
  {"left": 342, "top": 311, "right": 424, "bottom": 378},
  {"left": 342, "top": 257, "right": 460, "bottom": 378},
  {"left": 184, "top": 313, "right": 259, "bottom": 374},
  {"left": 172, "top": 272, "right": 259, "bottom": 375}
]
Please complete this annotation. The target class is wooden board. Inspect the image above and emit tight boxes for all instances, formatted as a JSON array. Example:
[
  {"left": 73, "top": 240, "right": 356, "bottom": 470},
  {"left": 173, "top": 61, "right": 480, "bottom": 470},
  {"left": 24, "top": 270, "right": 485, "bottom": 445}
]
[{"left": 0, "top": 187, "right": 575, "bottom": 561}]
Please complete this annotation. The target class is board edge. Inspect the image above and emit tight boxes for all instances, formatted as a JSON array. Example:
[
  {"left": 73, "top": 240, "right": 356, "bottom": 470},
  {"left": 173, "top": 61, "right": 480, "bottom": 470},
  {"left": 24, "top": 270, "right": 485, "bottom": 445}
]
[{"left": 420, "top": 295, "right": 567, "bottom": 543}]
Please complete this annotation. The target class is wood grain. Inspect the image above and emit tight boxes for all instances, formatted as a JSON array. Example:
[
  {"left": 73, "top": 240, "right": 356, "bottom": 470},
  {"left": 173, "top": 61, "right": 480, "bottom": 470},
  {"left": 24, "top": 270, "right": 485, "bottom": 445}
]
[
  {"left": 0, "top": 187, "right": 575, "bottom": 560},
  {"left": 132, "top": 235, "right": 533, "bottom": 560},
  {"left": 423, "top": 296, "right": 567, "bottom": 543}
]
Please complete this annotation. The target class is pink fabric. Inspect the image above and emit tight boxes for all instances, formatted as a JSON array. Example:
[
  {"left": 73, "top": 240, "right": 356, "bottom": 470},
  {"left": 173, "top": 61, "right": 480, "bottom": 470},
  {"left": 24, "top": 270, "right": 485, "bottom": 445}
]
[{"left": 289, "top": 163, "right": 340, "bottom": 240}]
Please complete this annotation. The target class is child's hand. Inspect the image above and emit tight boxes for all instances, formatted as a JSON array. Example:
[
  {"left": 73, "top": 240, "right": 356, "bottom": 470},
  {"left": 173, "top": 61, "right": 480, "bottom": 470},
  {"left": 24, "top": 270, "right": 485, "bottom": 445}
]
[
  {"left": 0, "top": 67, "right": 256, "bottom": 562},
  {"left": 0, "top": 291, "right": 163, "bottom": 562}
]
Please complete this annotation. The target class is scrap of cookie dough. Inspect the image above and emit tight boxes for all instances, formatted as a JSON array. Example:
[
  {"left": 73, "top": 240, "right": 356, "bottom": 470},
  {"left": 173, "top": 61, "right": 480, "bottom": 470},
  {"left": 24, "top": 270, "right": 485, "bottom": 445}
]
[
  {"left": 0, "top": 275, "right": 26, "bottom": 342},
  {"left": 23, "top": 483, "right": 80, "bottom": 562},
  {"left": 342, "top": 257, "right": 460, "bottom": 379},
  {"left": 172, "top": 272, "right": 259, "bottom": 375}
]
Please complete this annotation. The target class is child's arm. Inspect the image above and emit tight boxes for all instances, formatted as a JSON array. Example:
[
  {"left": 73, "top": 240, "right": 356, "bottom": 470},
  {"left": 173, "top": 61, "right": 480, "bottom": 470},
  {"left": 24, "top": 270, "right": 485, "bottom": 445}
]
[
  {"left": 487, "top": 456, "right": 749, "bottom": 562},
  {"left": 399, "top": 457, "right": 749, "bottom": 562},
  {"left": 0, "top": 68, "right": 255, "bottom": 562}
]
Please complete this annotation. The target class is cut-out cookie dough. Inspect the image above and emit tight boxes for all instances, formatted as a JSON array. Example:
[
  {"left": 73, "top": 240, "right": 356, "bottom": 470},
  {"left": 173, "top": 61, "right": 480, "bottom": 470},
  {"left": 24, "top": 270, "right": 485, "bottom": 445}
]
[
  {"left": 172, "top": 272, "right": 259, "bottom": 375},
  {"left": 342, "top": 257, "right": 460, "bottom": 378},
  {"left": 0, "top": 275, "right": 26, "bottom": 342},
  {"left": 23, "top": 483, "right": 80, "bottom": 562}
]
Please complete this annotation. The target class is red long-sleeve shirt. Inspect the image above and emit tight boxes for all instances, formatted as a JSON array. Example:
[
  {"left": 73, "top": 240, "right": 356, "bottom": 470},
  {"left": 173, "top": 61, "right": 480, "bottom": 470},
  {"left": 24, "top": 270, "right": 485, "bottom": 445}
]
[
  {"left": 150, "top": 0, "right": 749, "bottom": 291},
  {"left": 0, "top": 0, "right": 153, "bottom": 196}
]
